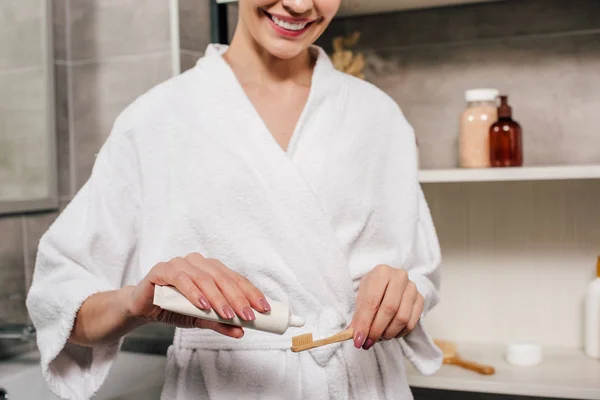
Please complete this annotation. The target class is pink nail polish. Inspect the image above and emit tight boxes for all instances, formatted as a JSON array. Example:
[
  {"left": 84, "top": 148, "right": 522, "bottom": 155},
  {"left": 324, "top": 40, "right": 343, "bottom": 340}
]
[
  {"left": 363, "top": 339, "right": 375, "bottom": 350},
  {"left": 259, "top": 298, "right": 271, "bottom": 312},
  {"left": 354, "top": 332, "right": 365, "bottom": 348},
  {"left": 242, "top": 306, "right": 256, "bottom": 321},
  {"left": 222, "top": 305, "right": 235, "bottom": 319},
  {"left": 199, "top": 296, "right": 211, "bottom": 310}
]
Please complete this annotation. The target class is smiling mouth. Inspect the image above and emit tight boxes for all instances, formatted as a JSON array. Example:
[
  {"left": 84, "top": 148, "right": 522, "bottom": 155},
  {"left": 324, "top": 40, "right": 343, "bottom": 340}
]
[{"left": 263, "top": 10, "right": 317, "bottom": 32}]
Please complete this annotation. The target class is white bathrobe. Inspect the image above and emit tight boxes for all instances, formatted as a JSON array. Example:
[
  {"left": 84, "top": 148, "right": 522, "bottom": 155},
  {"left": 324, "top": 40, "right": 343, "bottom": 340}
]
[{"left": 26, "top": 44, "right": 443, "bottom": 400}]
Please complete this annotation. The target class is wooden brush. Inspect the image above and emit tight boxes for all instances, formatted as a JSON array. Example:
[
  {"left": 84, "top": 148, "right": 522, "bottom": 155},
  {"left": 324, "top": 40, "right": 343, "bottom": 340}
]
[
  {"left": 434, "top": 339, "right": 495, "bottom": 375},
  {"left": 291, "top": 327, "right": 355, "bottom": 352}
]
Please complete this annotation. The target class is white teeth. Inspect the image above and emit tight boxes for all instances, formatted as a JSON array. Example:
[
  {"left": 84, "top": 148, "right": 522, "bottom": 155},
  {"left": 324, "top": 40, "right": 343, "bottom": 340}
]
[{"left": 271, "top": 15, "right": 308, "bottom": 31}]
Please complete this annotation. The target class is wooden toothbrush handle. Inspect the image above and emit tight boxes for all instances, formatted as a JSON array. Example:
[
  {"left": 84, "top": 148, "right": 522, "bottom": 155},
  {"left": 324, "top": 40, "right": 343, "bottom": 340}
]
[
  {"left": 315, "top": 327, "right": 354, "bottom": 347},
  {"left": 453, "top": 357, "right": 495, "bottom": 375},
  {"left": 337, "top": 327, "right": 354, "bottom": 341}
]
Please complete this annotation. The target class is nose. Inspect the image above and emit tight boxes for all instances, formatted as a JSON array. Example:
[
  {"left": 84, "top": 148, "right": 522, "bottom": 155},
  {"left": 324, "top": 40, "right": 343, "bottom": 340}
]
[{"left": 282, "top": 0, "right": 313, "bottom": 15}]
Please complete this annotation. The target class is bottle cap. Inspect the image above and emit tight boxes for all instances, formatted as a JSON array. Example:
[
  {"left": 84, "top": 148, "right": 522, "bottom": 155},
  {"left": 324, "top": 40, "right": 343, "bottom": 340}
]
[
  {"left": 465, "top": 88, "right": 499, "bottom": 102},
  {"left": 505, "top": 342, "right": 543, "bottom": 366},
  {"left": 289, "top": 314, "right": 305, "bottom": 328},
  {"left": 498, "top": 95, "right": 512, "bottom": 118}
]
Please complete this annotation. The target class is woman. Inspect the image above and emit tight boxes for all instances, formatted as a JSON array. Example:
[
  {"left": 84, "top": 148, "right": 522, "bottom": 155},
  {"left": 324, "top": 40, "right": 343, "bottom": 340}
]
[{"left": 26, "top": 0, "right": 442, "bottom": 399}]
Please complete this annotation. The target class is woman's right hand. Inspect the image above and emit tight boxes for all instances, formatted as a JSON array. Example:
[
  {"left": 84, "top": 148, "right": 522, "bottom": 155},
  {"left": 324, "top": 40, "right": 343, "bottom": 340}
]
[{"left": 127, "top": 253, "right": 270, "bottom": 339}]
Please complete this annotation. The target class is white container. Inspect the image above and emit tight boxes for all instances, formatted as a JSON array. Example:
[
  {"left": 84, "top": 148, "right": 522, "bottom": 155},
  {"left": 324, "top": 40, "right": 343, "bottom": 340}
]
[
  {"left": 459, "top": 88, "right": 499, "bottom": 168},
  {"left": 153, "top": 285, "right": 305, "bottom": 335},
  {"left": 505, "top": 342, "right": 543, "bottom": 366},
  {"left": 584, "top": 257, "right": 600, "bottom": 359}
]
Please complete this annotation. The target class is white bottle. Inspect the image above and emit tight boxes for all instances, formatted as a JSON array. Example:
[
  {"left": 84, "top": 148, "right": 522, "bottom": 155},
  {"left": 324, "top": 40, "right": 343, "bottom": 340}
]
[
  {"left": 153, "top": 285, "right": 305, "bottom": 335},
  {"left": 584, "top": 257, "right": 600, "bottom": 359}
]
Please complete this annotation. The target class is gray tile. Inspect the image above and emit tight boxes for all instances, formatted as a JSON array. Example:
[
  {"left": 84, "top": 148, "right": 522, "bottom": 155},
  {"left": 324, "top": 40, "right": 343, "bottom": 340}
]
[
  {"left": 53, "top": 0, "right": 68, "bottom": 62},
  {"left": 327, "top": 0, "right": 600, "bottom": 53},
  {"left": 71, "top": 52, "right": 172, "bottom": 188},
  {"left": 68, "top": 0, "right": 171, "bottom": 61},
  {"left": 0, "top": 216, "right": 27, "bottom": 324},
  {"left": 365, "top": 33, "right": 600, "bottom": 169},
  {"left": 54, "top": 63, "right": 72, "bottom": 197},
  {"left": 24, "top": 211, "right": 59, "bottom": 290},
  {"left": 0, "top": 68, "right": 52, "bottom": 201},
  {"left": 180, "top": 50, "right": 202, "bottom": 72},
  {"left": 227, "top": 3, "right": 239, "bottom": 43},
  {"left": 0, "top": 0, "right": 45, "bottom": 69},
  {"left": 179, "top": 0, "right": 211, "bottom": 52}
]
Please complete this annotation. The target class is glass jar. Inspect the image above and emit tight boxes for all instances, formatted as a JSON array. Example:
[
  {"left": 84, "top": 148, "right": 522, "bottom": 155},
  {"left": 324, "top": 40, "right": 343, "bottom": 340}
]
[{"left": 459, "top": 88, "right": 499, "bottom": 168}]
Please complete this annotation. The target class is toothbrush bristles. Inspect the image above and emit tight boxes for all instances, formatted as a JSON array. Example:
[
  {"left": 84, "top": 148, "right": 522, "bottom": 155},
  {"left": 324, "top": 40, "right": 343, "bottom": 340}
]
[{"left": 291, "top": 333, "right": 313, "bottom": 348}]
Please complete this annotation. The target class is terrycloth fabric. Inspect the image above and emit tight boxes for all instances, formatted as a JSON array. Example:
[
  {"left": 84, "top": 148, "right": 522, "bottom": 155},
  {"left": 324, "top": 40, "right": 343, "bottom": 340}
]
[{"left": 26, "top": 43, "right": 442, "bottom": 400}]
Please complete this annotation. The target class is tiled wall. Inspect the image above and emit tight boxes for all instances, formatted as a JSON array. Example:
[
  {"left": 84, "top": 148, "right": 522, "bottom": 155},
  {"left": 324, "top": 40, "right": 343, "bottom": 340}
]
[
  {"left": 179, "top": 0, "right": 211, "bottom": 72},
  {"left": 179, "top": 0, "right": 239, "bottom": 73},
  {"left": 0, "top": 0, "right": 174, "bottom": 354},
  {"left": 0, "top": 1, "right": 51, "bottom": 201},
  {"left": 319, "top": 0, "right": 600, "bottom": 168}
]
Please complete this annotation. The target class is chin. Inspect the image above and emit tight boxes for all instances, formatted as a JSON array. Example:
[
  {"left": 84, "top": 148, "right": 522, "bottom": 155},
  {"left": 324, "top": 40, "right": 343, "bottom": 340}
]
[{"left": 261, "top": 40, "right": 310, "bottom": 60}]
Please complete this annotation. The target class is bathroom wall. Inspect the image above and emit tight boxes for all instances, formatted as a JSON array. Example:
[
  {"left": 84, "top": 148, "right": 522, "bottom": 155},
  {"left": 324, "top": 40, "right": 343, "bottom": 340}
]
[
  {"left": 179, "top": 0, "right": 238, "bottom": 73},
  {"left": 179, "top": 0, "right": 211, "bottom": 72},
  {"left": 319, "top": 0, "right": 600, "bottom": 347},
  {"left": 0, "top": 0, "right": 175, "bottom": 354},
  {"left": 319, "top": 0, "right": 600, "bottom": 168},
  {"left": 0, "top": 1, "right": 50, "bottom": 201}
]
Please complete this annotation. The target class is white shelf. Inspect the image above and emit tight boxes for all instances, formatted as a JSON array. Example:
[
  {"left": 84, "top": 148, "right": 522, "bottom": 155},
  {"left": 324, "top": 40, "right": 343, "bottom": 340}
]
[
  {"left": 405, "top": 342, "right": 600, "bottom": 399},
  {"left": 419, "top": 165, "right": 600, "bottom": 183}
]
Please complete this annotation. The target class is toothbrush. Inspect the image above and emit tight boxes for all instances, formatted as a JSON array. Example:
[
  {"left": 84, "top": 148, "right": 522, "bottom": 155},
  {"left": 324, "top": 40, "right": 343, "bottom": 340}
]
[{"left": 291, "top": 327, "right": 354, "bottom": 352}]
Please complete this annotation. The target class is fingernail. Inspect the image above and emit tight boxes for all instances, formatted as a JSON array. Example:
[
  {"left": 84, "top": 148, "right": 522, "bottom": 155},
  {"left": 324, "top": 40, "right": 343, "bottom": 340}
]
[
  {"left": 199, "top": 296, "right": 211, "bottom": 310},
  {"left": 259, "top": 298, "right": 271, "bottom": 312},
  {"left": 354, "top": 332, "right": 365, "bottom": 348},
  {"left": 362, "top": 339, "right": 375, "bottom": 350},
  {"left": 242, "top": 306, "right": 256, "bottom": 321},
  {"left": 222, "top": 305, "right": 235, "bottom": 319}
]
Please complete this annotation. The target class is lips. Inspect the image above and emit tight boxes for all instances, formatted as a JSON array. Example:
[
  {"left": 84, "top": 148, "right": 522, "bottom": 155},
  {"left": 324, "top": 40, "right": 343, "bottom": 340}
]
[{"left": 262, "top": 10, "right": 317, "bottom": 37}]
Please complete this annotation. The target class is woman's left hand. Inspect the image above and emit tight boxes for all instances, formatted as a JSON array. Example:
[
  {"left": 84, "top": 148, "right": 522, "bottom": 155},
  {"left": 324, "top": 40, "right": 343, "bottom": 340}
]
[{"left": 350, "top": 265, "right": 424, "bottom": 350}]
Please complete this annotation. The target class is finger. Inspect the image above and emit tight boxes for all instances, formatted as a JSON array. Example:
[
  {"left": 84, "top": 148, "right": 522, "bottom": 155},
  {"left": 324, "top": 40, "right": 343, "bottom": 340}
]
[
  {"left": 154, "top": 259, "right": 209, "bottom": 312},
  {"left": 381, "top": 281, "right": 416, "bottom": 341},
  {"left": 211, "top": 259, "right": 270, "bottom": 313},
  {"left": 185, "top": 255, "right": 248, "bottom": 321},
  {"left": 397, "top": 293, "right": 424, "bottom": 338},
  {"left": 196, "top": 319, "right": 245, "bottom": 339},
  {"left": 369, "top": 275, "right": 409, "bottom": 343},
  {"left": 351, "top": 265, "right": 392, "bottom": 348},
  {"left": 204, "top": 259, "right": 257, "bottom": 321}
]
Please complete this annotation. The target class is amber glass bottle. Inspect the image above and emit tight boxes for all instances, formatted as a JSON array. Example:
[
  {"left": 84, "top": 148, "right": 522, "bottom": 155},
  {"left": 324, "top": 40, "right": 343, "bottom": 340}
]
[{"left": 489, "top": 95, "right": 523, "bottom": 167}]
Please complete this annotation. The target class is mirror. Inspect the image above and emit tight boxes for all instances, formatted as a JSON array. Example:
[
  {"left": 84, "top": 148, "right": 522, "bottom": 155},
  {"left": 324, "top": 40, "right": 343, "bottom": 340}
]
[{"left": 0, "top": 1, "right": 57, "bottom": 214}]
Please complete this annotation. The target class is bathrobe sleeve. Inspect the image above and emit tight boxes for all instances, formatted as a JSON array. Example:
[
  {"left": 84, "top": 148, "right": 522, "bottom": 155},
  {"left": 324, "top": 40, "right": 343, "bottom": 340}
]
[
  {"left": 347, "top": 96, "right": 443, "bottom": 374},
  {"left": 391, "top": 108, "right": 443, "bottom": 375},
  {"left": 395, "top": 184, "right": 444, "bottom": 375},
  {"left": 406, "top": 185, "right": 441, "bottom": 318},
  {"left": 26, "top": 105, "right": 141, "bottom": 400}
]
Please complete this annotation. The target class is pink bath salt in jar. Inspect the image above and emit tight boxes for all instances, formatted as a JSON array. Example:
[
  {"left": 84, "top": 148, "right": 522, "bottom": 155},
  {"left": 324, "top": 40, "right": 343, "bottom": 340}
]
[{"left": 459, "top": 88, "right": 499, "bottom": 168}]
